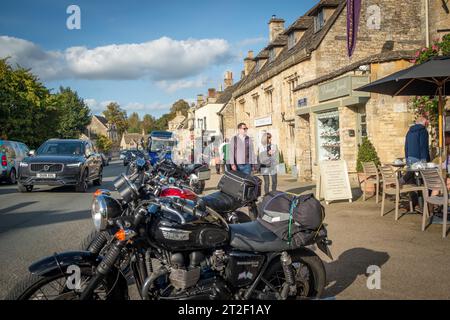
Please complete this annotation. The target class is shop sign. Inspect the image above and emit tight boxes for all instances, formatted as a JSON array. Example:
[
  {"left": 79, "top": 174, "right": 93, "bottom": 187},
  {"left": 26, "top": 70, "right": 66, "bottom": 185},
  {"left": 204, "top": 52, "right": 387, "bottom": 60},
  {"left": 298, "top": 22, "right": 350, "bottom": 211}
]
[
  {"left": 298, "top": 98, "right": 308, "bottom": 108},
  {"left": 317, "top": 160, "right": 353, "bottom": 205},
  {"left": 255, "top": 115, "right": 272, "bottom": 127},
  {"left": 319, "top": 75, "right": 369, "bottom": 102}
]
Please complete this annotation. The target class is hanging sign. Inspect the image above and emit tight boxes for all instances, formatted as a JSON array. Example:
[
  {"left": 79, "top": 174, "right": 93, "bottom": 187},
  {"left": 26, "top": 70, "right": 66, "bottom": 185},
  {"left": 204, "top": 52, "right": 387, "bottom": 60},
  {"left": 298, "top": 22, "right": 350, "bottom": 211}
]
[{"left": 347, "top": 0, "right": 362, "bottom": 57}]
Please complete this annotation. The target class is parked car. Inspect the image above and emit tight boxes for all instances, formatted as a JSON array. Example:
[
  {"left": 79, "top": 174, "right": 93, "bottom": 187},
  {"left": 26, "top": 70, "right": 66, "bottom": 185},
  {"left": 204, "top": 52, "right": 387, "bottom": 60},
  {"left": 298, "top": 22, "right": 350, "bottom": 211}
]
[
  {"left": 100, "top": 153, "right": 110, "bottom": 166},
  {"left": 0, "top": 140, "right": 30, "bottom": 184},
  {"left": 18, "top": 139, "right": 103, "bottom": 192}
]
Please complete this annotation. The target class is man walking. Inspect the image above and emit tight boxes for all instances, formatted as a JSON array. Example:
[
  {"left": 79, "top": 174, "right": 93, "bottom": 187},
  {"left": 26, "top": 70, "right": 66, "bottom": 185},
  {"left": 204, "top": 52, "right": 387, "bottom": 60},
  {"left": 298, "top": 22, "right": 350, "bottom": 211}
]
[{"left": 229, "top": 123, "right": 256, "bottom": 175}]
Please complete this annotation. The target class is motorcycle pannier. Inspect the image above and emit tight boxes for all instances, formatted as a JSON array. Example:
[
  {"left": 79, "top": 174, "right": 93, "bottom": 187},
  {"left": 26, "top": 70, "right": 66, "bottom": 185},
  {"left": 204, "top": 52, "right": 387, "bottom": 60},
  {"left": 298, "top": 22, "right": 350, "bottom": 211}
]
[
  {"left": 257, "top": 191, "right": 324, "bottom": 246},
  {"left": 218, "top": 170, "right": 261, "bottom": 202}
]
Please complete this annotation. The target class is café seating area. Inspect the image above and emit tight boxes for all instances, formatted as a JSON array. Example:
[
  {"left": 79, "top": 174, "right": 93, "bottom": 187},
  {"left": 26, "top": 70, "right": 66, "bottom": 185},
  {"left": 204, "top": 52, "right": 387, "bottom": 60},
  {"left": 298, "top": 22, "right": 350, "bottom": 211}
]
[{"left": 360, "top": 161, "right": 449, "bottom": 238}]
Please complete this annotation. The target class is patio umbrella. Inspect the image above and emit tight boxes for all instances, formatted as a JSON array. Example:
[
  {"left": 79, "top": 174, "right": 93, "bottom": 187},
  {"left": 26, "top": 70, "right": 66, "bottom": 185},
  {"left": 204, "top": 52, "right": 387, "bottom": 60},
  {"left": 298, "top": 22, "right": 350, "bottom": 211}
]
[{"left": 355, "top": 56, "right": 450, "bottom": 162}]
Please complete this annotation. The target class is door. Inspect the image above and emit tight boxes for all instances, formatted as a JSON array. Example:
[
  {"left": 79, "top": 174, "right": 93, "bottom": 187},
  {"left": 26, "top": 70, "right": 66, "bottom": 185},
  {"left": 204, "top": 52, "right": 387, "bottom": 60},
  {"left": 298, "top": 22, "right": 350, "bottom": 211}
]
[{"left": 357, "top": 105, "right": 367, "bottom": 147}]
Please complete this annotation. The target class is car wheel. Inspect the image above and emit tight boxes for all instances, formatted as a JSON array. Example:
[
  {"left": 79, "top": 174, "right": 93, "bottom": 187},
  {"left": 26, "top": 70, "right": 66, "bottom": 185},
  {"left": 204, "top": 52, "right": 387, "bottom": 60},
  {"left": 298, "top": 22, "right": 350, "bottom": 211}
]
[
  {"left": 18, "top": 183, "right": 33, "bottom": 193},
  {"left": 93, "top": 168, "right": 103, "bottom": 186},
  {"left": 8, "top": 168, "right": 17, "bottom": 184},
  {"left": 75, "top": 170, "right": 89, "bottom": 193}
]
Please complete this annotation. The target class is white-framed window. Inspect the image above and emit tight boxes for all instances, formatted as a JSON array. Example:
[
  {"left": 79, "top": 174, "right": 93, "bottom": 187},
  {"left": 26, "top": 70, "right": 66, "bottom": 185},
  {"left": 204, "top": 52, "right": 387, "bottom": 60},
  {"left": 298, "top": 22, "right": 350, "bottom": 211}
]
[
  {"left": 253, "top": 95, "right": 260, "bottom": 116},
  {"left": 265, "top": 90, "right": 273, "bottom": 113},
  {"left": 288, "top": 32, "right": 296, "bottom": 49},
  {"left": 269, "top": 49, "right": 276, "bottom": 62},
  {"left": 314, "top": 8, "right": 325, "bottom": 32}
]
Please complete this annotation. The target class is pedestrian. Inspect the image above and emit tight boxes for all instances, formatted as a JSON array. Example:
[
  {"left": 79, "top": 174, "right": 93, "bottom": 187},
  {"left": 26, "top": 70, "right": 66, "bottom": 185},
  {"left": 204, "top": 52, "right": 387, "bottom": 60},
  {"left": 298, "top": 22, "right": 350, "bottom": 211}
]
[
  {"left": 258, "top": 132, "right": 278, "bottom": 195},
  {"left": 401, "top": 116, "right": 431, "bottom": 185},
  {"left": 219, "top": 138, "right": 230, "bottom": 172},
  {"left": 229, "top": 123, "right": 256, "bottom": 175}
]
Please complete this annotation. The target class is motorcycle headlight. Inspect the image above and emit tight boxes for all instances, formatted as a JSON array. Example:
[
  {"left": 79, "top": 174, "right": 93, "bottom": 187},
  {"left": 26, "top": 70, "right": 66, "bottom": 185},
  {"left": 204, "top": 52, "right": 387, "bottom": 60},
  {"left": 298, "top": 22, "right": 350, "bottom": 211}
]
[
  {"left": 91, "top": 195, "right": 122, "bottom": 231},
  {"left": 189, "top": 173, "right": 199, "bottom": 183}
]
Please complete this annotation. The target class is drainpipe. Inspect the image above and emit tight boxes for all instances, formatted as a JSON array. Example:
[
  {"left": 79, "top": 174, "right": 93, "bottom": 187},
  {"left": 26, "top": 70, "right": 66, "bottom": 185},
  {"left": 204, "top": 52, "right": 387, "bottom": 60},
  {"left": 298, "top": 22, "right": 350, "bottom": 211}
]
[{"left": 425, "top": 0, "right": 430, "bottom": 47}]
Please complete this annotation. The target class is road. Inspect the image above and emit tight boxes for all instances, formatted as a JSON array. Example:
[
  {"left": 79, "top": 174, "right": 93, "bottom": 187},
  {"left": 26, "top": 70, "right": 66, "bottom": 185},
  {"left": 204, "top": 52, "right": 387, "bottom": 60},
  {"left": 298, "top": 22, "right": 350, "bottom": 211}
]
[{"left": 0, "top": 160, "right": 126, "bottom": 298}]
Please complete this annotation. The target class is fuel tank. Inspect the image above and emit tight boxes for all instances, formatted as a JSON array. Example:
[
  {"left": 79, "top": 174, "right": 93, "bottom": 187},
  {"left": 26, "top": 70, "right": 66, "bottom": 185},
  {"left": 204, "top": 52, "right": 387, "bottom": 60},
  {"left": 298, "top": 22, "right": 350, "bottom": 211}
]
[{"left": 148, "top": 210, "right": 229, "bottom": 251}]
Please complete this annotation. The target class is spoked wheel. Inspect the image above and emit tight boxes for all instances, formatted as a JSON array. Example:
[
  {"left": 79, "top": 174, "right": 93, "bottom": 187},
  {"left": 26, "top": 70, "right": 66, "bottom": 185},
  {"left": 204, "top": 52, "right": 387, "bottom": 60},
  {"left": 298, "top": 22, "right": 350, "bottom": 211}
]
[
  {"left": 5, "top": 267, "right": 123, "bottom": 300},
  {"left": 257, "top": 251, "right": 326, "bottom": 300},
  {"left": 191, "top": 180, "right": 205, "bottom": 194}
]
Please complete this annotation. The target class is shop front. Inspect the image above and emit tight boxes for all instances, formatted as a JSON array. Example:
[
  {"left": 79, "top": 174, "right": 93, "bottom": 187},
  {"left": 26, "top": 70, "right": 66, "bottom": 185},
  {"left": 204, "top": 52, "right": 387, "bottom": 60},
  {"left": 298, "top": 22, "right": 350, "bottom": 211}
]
[{"left": 296, "top": 74, "right": 370, "bottom": 180}]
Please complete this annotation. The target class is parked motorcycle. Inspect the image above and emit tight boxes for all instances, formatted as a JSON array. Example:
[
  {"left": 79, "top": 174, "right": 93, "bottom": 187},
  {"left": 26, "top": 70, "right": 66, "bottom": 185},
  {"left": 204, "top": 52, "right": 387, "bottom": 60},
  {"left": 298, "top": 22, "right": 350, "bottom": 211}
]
[{"left": 6, "top": 168, "right": 332, "bottom": 300}]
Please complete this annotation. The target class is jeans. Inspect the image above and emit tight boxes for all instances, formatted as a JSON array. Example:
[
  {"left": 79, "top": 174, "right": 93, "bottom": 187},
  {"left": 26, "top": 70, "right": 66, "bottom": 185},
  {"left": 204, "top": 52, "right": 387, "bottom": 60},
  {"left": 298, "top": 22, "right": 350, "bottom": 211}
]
[
  {"left": 236, "top": 164, "right": 252, "bottom": 175},
  {"left": 263, "top": 174, "right": 278, "bottom": 194}
]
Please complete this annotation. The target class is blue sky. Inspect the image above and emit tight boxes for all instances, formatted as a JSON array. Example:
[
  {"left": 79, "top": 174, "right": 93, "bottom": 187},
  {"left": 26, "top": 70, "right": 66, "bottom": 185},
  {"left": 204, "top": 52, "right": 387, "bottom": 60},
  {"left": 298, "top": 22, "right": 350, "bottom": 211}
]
[{"left": 0, "top": 0, "right": 317, "bottom": 118}]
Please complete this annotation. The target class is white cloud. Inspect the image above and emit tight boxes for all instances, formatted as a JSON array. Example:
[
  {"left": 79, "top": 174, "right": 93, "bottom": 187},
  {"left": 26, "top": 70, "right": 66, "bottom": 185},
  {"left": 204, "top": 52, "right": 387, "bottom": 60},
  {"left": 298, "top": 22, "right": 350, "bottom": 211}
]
[
  {"left": 237, "top": 37, "right": 267, "bottom": 47},
  {"left": 0, "top": 35, "right": 233, "bottom": 81},
  {"left": 156, "top": 77, "right": 208, "bottom": 93}
]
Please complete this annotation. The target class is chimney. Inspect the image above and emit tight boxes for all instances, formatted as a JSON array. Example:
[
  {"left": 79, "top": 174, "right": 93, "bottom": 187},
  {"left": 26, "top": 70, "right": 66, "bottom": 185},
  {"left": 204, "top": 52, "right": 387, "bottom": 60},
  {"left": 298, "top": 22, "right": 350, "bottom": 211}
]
[
  {"left": 224, "top": 71, "right": 234, "bottom": 89},
  {"left": 269, "top": 15, "right": 285, "bottom": 42},
  {"left": 197, "top": 94, "right": 204, "bottom": 107},
  {"left": 208, "top": 88, "right": 217, "bottom": 99},
  {"left": 244, "top": 51, "right": 256, "bottom": 76}
]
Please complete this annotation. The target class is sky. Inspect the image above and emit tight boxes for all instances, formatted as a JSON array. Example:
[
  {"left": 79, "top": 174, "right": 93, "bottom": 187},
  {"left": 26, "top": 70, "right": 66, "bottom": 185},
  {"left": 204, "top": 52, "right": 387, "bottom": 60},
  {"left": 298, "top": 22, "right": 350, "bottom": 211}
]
[{"left": 0, "top": 0, "right": 318, "bottom": 118}]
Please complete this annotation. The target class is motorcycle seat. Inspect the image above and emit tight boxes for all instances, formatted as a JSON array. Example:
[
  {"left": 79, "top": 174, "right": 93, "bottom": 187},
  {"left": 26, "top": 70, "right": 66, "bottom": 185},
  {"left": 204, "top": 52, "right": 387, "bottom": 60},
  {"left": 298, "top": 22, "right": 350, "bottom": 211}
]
[
  {"left": 229, "top": 221, "right": 292, "bottom": 252},
  {"left": 201, "top": 191, "right": 243, "bottom": 213},
  {"left": 185, "top": 164, "right": 203, "bottom": 174}
]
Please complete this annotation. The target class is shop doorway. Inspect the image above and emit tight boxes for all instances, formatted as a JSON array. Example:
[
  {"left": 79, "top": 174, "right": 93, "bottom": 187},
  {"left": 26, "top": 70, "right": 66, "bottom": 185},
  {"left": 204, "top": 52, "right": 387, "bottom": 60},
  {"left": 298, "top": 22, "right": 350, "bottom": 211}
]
[
  {"left": 357, "top": 105, "right": 367, "bottom": 147},
  {"left": 316, "top": 110, "right": 340, "bottom": 161}
]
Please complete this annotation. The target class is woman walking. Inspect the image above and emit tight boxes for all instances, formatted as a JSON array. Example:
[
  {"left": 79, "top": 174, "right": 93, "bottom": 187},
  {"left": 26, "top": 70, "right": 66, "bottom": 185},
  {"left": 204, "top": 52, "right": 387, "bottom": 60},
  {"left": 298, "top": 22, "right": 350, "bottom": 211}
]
[{"left": 258, "top": 132, "right": 278, "bottom": 195}]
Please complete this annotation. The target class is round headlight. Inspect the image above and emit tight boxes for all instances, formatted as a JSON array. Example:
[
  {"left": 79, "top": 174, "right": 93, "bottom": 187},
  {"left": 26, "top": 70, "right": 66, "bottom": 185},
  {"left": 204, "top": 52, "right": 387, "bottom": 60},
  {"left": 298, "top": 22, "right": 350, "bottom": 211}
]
[{"left": 91, "top": 195, "right": 122, "bottom": 231}]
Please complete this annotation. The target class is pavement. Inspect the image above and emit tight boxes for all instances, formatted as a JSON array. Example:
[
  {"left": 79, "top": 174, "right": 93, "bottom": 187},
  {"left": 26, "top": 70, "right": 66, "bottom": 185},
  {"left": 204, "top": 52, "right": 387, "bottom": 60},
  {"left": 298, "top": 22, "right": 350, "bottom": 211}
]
[{"left": 0, "top": 161, "right": 449, "bottom": 299}]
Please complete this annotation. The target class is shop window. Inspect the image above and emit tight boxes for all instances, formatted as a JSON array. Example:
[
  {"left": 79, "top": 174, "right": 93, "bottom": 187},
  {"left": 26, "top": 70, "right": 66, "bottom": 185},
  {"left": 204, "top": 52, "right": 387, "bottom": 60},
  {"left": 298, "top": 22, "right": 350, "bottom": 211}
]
[{"left": 317, "top": 110, "right": 340, "bottom": 161}]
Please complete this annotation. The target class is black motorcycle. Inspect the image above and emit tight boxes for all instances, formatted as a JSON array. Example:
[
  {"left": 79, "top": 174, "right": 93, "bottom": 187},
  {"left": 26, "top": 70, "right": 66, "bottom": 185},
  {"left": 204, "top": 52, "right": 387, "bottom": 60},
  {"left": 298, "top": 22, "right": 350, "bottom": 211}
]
[{"left": 7, "top": 171, "right": 332, "bottom": 300}]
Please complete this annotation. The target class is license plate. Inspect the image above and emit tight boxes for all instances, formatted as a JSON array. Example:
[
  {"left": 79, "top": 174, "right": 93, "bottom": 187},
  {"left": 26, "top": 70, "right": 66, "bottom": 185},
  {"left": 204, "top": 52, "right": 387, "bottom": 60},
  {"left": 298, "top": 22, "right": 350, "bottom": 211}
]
[{"left": 37, "top": 173, "right": 56, "bottom": 179}]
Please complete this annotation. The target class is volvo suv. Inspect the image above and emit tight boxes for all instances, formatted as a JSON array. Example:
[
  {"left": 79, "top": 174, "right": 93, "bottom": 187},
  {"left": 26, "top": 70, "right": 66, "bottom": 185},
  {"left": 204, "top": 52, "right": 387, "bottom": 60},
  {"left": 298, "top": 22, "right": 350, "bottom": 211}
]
[{"left": 18, "top": 139, "right": 103, "bottom": 192}]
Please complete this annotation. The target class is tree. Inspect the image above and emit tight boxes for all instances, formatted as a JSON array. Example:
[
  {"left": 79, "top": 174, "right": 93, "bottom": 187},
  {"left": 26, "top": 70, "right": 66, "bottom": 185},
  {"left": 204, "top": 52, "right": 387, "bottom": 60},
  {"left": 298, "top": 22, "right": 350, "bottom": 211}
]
[
  {"left": 96, "top": 134, "right": 113, "bottom": 153},
  {"left": 127, "top": 112, "right": 141, "bottom": 133},
  {"left": 170, "top": 99, "right": 190, "bottom": 118},
  {"left": 103, "top": 102, "right": 128, "bottom": 136},
  {"left": 0, "top": 58, "right": 57, "bottom": 148},
  {"left": 356, "top": 137, "right": 381, "bottom": 173},
  {"left": 50, "top": 86, "right": 91, "bottom": 139},
  {"left": 142, "top": 114, "right": 156, "bottom": 134}
]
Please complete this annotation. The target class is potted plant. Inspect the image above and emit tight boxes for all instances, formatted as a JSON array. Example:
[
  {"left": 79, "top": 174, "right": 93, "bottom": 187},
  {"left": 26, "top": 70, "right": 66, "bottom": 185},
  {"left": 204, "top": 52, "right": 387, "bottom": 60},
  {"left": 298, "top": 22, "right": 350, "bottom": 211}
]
[{"left": 356, "top": 137, "right": 381, "bottom": 195}]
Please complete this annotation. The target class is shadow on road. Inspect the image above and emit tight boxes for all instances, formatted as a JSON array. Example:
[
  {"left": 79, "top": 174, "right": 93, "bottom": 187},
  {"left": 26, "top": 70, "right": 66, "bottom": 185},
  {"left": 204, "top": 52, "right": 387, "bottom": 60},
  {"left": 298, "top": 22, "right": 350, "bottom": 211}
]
[
  {"left": 0, "top": 201, "right": 39, "bottom": 215},
  {"left": 323, "top": 247, "right": 390, "bottom": 298},
  {"left": 0, "top": 185, "right": 20, "bottom": 196},
  {"left": 0, "top": 209, "right": 90, "bottom": 234}
]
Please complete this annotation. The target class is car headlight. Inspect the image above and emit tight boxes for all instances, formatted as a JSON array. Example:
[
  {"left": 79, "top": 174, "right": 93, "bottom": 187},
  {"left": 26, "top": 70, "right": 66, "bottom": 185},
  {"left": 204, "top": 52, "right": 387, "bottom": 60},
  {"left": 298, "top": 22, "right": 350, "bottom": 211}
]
[
  {"left": 67, "top": 162, "right": 82, "bottom": 168},
  {"left": 91, "top": 195, "right": 122, "bottom": 232},
  {"left": 19, "top": 162, "right": 29, "bottom": 167}
]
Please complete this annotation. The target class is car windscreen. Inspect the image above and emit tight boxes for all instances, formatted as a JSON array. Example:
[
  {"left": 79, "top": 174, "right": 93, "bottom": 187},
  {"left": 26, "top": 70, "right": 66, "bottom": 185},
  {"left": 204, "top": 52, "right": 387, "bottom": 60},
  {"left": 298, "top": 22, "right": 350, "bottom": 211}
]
[
  {"left": 149, "top": 139, "right": 174, "bottom": 152},
  {"left": 37, "top": 142, "right": 84, "bottom": 156}
]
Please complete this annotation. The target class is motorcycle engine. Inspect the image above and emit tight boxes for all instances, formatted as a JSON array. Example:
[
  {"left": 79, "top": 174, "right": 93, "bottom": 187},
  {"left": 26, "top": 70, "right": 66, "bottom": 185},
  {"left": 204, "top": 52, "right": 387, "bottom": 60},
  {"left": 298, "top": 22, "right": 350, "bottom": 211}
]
[{"left": 163, "top": 251, "right": 231, "bottom": 299}]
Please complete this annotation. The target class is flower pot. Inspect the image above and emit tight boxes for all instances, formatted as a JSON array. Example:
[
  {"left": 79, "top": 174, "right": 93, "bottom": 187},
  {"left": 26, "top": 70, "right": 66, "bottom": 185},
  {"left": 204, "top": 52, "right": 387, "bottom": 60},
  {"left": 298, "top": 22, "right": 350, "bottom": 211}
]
[{"left": 358, "top": 172, "right": 376, "bottom": 195}]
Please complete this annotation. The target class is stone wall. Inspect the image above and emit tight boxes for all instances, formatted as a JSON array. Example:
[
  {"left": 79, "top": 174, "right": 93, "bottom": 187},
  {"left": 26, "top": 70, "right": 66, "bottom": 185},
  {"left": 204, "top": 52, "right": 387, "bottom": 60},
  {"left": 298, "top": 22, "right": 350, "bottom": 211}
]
[{"left": 428, "top": 0, "right": 450, "bottom": 42}]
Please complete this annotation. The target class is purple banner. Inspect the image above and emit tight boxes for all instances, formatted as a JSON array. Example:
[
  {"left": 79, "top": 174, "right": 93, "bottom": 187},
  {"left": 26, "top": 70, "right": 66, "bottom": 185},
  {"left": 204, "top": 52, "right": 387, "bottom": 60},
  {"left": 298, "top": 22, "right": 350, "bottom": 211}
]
[{"left": 347, "top": 0, "right": 362, "bottom": 57}]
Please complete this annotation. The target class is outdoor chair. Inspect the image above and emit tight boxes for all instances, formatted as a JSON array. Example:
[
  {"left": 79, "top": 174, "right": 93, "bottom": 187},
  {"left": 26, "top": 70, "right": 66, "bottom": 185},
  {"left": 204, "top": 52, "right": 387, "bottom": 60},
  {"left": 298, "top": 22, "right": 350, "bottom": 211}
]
[
  {"left": 379, "top": 165, "right": 424, "bottom": 221},
  {"left": 361, "top": 162, "right": 381, "bottom": 203},
  {"left": 420, "top": 168, "right": 449, "bottom": 238}
]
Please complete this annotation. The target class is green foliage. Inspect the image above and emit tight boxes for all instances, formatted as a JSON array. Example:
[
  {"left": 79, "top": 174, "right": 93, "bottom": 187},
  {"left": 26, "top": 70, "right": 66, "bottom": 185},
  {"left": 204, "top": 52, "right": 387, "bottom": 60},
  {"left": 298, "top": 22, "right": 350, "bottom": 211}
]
[
  {"left": 96, "top": 134, "right": 113, "bottom": 153},
  {"left": 127, "top": 112, "right": 141, "bottom": 133},
  {"left": 356, "top": 137, "right": 380, "bottom": 173},
  {"left": 169, "top": 99, "right": 190, "bottom": 118},
  {"left": 0, "top": 58, "right": 58, "bottom": 148},
  {"left": 103, "top": 102, "right": 128, "bottom": 136},
  {"left": 141, "top": 114, "right": 156, "bottom": 134},
  {"left": 51, "top": 86, "right": 91, "bottom": 139}
]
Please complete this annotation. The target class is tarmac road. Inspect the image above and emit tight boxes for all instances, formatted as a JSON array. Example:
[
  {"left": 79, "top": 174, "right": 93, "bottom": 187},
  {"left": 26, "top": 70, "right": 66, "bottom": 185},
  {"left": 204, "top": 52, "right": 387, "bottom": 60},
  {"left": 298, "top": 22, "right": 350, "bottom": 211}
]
[{"left": 0, "top": 160, "right": 126, "bottom": 299}]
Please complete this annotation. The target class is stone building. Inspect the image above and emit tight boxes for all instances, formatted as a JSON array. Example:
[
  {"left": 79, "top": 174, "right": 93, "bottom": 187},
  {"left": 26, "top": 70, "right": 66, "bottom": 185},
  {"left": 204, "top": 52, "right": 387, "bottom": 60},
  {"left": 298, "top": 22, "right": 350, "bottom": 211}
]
[
  {"left": 85, "top": 115, "right": 119, "bottom": 143},
  {"left": 229, "top": 0, "right": 449, "bottom": 180},
  {"left": 120, "top": 131, "right": 146, "bottom": 150}
]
